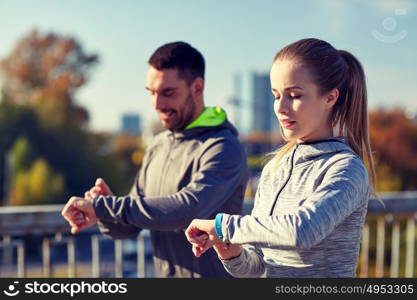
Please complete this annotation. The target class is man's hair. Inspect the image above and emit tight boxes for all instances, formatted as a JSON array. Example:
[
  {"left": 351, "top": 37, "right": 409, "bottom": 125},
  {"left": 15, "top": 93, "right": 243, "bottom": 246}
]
[{"left": 148, "top": 41, "right": 205, "bottom": 84}]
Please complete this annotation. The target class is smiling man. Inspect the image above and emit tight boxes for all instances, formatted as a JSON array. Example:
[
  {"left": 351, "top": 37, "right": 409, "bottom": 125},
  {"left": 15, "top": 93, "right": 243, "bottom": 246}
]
[{"left": 62, "top": 42, "right": 249, "bottom": 277}]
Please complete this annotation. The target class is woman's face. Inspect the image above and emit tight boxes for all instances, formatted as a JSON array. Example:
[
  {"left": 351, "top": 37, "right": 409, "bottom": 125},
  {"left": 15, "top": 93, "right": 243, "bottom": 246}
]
[{"left": 270, "top": 59, "right": 336, "bottom": 143}]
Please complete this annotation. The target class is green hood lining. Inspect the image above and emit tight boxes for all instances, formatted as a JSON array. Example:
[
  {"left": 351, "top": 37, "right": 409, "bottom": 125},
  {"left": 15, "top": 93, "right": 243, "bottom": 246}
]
[{"left": 185, "top": 106, "right": 227, "bottom": 130}]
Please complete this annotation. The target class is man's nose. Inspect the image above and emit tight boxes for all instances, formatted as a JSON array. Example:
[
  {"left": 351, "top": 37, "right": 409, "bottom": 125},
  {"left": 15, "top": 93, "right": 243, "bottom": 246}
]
[{"left": 152, "top": 94, "right": 166, "bottom": 110}]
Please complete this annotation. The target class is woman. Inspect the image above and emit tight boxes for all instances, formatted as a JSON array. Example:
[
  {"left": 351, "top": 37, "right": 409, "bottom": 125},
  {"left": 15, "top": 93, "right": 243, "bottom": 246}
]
[{"left": 185, "top": 38, "right": 376, "bottom": 278}]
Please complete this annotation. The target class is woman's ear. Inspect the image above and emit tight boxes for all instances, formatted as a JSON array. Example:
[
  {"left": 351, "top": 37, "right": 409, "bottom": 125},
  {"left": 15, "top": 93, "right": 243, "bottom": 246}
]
[{"left": 324, "top": 88, "right": 339, "bottom": 110}]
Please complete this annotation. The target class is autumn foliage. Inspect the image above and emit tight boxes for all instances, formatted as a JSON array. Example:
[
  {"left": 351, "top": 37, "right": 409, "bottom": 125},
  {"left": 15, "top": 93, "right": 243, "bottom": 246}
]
[
  {"left": 369, "top": 108, "right": 417, "bottom": 191},
  {"left": 1, "top": 30, "right": 98, "bottom": 125}
]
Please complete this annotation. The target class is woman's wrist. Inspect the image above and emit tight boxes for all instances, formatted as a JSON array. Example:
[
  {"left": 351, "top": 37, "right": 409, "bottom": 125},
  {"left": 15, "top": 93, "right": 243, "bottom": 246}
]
[
  {"left": 214, "top": 213, "right": 224, "bottom": 240},
  {"left": 213, "top": 242, "right": 243, "bottom": 260}
]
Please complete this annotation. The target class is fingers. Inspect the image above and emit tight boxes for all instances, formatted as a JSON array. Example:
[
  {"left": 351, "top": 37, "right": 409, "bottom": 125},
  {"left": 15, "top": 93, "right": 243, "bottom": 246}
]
[
  {"left": 61, "top": 196, "right": 80, "bottom": 219},
  {"left": 185, "top": 224, "right": 208, "bottom": 245},
  {"left": 83, "top": 178, "right": 113, "bottom": 202},
  {"left": 90, "top": 186, "right": 101, "bottom": 196},
  {"left": 192, "top": 240, "right": 214, "bottom": 257},
  {"left": 70, "top": 218, "right": 94, "bottom": 234},
  {"left": 84, "top": 191, "right": 93, "bottom": 200},
  {"left": 95, "top": 178, "right": 113, "bottom": 196},
  {"left": 213, "top": 243, "right": 243, "bottom": 260},
  {"left": 62, "top": 196, "right": 98, "bottom": 235},
  {"left": 72, "top": 211, "right": 85, "bottom": 225},
  {"left": 72, "top": 197, "right": 95, "bottom": 215},
  {"left": 85, "top": 187, "right": 100, "bottom": 200},
  {"left": 192, "top": 244, "right": 204, "bottom": 257},
  {"left": 62, "top": 197, "right": 85, "bottom": 231}
]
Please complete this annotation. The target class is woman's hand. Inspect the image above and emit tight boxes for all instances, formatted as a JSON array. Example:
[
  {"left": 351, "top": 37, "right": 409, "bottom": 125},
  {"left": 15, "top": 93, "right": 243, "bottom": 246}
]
[
  {"left": 213, "top": 242, "right": 243, "bottom": 260},
  {"left": 185, "top": 219, "right": 243, "bottom": 259},
  {"left": 185, "top": 219, "right": 219, "bottom": 257}
]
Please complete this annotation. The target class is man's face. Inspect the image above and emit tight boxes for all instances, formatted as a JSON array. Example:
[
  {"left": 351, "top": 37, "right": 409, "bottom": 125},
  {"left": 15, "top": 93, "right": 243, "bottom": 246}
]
[{"left": 146, "top": 66, "right": 196, "bottom": 131}]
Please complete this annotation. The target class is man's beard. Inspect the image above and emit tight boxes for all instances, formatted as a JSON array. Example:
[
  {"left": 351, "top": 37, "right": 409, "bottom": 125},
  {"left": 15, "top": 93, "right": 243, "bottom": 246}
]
[{"left": 170, "top": 92, "right": 196, "bottom": 131}]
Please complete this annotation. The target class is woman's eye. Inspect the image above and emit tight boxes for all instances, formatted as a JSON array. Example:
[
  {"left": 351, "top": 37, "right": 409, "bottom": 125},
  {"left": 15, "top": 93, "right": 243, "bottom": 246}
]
[{"left": 290, "top": 94, "right": 302, "bottom": 99}]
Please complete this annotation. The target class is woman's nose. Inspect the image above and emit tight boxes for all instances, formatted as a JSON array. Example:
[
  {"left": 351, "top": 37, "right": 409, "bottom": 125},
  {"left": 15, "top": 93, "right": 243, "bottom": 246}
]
[{"left": 276, "top": 97, "right": 289, "bottom": 114}]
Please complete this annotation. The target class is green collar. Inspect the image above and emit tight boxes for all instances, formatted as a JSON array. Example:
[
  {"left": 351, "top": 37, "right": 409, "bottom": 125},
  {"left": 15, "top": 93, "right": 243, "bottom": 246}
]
[{"left": 185, "top": 106, "right": 227, "bottom": 130}]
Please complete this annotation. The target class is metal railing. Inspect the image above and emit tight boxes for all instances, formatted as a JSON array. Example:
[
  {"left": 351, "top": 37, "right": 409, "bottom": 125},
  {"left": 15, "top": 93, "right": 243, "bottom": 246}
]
[{"left": 0, "top": 192, "right": 416, "bottom": 278}]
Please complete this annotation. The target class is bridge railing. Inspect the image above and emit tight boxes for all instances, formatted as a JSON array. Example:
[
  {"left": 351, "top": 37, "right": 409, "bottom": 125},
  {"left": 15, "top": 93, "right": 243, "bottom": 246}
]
[{"left": 0, "top": 192, "right": 416, "bottom": 278}]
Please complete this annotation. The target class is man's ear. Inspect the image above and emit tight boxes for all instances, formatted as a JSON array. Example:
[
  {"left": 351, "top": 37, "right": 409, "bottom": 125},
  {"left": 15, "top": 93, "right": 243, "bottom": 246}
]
[
  {"left": 191, "top": 77, "right": 204, "bottom": 100},
  {"left": 324, "top": 88, "right": 339, "bottom": 110}
]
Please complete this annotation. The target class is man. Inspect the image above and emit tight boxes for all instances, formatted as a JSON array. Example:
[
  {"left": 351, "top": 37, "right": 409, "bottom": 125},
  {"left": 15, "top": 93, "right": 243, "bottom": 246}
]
[{"left": 62, "top": 41, "right": 248, "bottom": 277}]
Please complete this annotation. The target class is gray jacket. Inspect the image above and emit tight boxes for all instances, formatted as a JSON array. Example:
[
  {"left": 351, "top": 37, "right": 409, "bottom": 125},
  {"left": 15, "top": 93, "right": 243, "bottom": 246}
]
[
  {"left": 220, "top": 138, "right": 370, "bottom": 277},
  {"left": 93, "top": 119, "right": 248, "bottom": 277}
]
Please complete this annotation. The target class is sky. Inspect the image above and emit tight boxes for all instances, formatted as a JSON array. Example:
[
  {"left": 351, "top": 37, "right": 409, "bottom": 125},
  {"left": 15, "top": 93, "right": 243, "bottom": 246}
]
[{"left": 0, "top": 0, "right": 416, "bottom": 134}]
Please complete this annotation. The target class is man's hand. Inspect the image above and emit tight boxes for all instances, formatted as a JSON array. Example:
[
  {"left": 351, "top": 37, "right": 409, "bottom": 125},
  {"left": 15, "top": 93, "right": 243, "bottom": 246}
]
[
  {"left": 61, "top": 196, "right": 98, "bottom": 234},
  {"left": 84, "top": 178, "right": 113, "bottom": 200}
]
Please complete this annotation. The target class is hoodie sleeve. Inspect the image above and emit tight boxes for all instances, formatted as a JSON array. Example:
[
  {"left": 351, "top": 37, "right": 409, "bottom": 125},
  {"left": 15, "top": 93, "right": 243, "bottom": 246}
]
[
  {"left": 95, "top": 144, "right": 152, "bottom": 239},
  {"left": 93, "top": 138, "right": 247, "bottom": 231},
  {"left": 220, "top": 156, "right": 370, "bottom": 250},
  {"left": 220, "top": 245, "right": 265, "bottom": 278},
  {"left": 95, "top": 172, "right": 143, "bottom": 239}
]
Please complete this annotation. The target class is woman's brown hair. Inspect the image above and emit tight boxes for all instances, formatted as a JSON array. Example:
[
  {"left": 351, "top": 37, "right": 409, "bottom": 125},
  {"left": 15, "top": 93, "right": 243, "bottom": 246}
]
[{"left": 273, "top": 38, "right": 376, "bottom": 192}]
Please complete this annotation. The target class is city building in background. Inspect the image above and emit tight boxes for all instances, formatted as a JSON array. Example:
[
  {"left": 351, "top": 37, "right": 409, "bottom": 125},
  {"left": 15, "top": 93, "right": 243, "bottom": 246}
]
[
  {"left": 251, "top": 72, "right": 277, "bottom": 133},
  {"left": 121, "top": 113, "right": 141, "bottom": 135}
]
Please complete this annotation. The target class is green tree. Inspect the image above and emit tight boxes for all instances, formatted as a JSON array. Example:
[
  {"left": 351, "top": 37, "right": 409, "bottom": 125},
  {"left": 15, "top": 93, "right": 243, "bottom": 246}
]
[
  {"left": 9, "top": 158, "right": 66, "bottom": 206},
  {"left": 9, "top": 136, "right": 34, "bottom": 176}
]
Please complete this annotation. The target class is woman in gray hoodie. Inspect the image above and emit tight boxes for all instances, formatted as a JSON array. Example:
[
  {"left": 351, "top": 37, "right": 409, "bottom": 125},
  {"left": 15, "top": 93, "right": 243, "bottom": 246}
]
[{"left": 185, "top": 38, "right": 377, "bottom": 278}]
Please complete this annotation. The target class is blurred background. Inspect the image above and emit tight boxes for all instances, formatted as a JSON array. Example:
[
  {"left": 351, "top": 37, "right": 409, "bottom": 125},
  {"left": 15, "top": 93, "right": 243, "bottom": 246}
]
[{"left": 0, "top": 0, "right": 416, "bottom": 278}]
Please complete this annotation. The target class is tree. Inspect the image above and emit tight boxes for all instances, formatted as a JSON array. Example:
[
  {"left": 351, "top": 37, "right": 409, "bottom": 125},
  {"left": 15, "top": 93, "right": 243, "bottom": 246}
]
[
  {"left": 369, "top": 108, "right": 417, "bottom": 191},
  {"left": 9, "top": 158, "right": 66, "bottom": 206},
  {"left": 9, "top": 136, "right": 34, "bottom": 176},
  {"left": 0, "top": 29, "right": 98, "bottom": 125}
]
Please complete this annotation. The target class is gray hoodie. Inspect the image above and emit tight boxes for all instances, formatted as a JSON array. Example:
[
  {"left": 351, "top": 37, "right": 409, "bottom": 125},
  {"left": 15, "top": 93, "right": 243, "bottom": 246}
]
[
  {"left": 220, "top": 137, "right": 370, "bottom": 277},
  {"left": 93, "top": 113, "right": 248, "bottom": 277}
]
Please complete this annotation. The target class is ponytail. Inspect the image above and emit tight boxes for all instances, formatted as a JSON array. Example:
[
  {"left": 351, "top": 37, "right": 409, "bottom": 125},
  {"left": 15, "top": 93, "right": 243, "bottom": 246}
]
[
  {"left": 335, "top": 50, "right": 376, "bottom": 195},
  {"left": 271, "top": 39, "right": 376, "bottom": 195}
]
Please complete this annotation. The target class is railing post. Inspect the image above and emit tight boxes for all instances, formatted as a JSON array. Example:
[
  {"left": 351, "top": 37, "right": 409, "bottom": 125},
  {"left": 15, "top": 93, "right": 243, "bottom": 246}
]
[
  {"left": 91, "top": 235, "right": 100, "bottom": 278},
  {"left": 375, "top": 215, "right": 386, "bottom": 277},
  {"left": 390, "top": 217, "right": 400, "bottom": 278},
  {"left": 405, "top": 214, "right": 415, "bottom": 278},
  {"left": 17, "top": 241, "right": 25, "bottom": 278},
  {"left": 114, "top": 239, "right": 123, "bottom": 278},
  {"left": 359, "top": 223, "right": 370, "bottom": 277},
  {"left": 137, "top": 234, "right": 145, "bottom": 278},
  {"left": 1, "top": 235, "right": 13, "bottom": 268},
  {"left": 67, "top": 238, "right": 76, "bottom": 278},
  {"left": 42, "top": 238, "right": 51, "bottom": 277}
]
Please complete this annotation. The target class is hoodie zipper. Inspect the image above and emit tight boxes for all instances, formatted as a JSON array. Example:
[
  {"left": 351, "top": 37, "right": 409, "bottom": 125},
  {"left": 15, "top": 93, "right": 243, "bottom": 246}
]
[
  {"left": 269, "top": 144, "right": 299, "bottom": 215},
  {"left": 159, "top": 134, "right": 173, "bottom": 195}
]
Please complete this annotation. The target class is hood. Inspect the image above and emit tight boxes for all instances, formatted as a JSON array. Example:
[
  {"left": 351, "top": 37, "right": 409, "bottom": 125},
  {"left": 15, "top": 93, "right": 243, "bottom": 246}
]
[
  {"left": 294, "top": 137, "right": 356, "bottom": 163},
  {"left": 170, "top": 106, "right": 238, "bottom": 140}
]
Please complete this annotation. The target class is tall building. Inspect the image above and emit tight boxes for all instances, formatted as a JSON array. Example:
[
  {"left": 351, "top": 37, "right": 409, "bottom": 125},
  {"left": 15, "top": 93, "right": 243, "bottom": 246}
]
[
  {"left": 227, "top": 73, "right": 243, "bottom": 132},
  {"left": 252, "top": 73, "right": 277, "bottom": 133},
  {"left": 121, "top": 113, "right": 141, "bottom": 135}
]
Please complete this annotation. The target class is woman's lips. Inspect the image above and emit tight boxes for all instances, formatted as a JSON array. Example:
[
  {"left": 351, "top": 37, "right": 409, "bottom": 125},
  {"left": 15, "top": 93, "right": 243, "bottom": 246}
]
[{"left": 280, "top": 120, "right": 296, "bottom": 129}]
